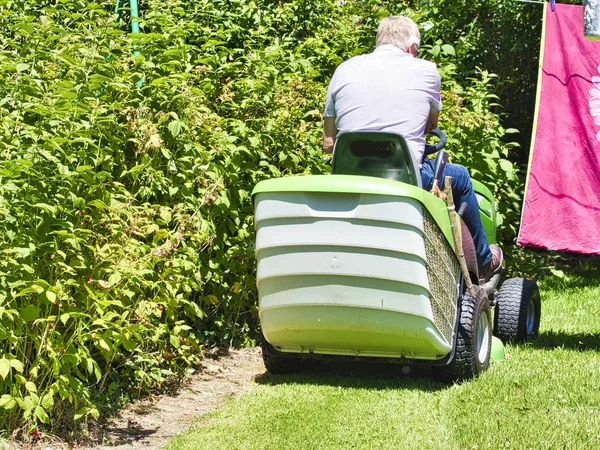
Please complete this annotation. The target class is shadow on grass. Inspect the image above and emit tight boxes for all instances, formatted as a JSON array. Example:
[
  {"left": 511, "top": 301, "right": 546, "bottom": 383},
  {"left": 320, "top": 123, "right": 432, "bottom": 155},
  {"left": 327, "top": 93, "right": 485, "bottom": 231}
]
[
  {"left": 532, "top": 331, "right": 600, "bottom": 351},
  {"left": 534, "top": 257, "right": 600, "bottom": 290},
  {"left": 254, "top": 360, "right": 448, "bottom": 392},
  {"left": 507, "top": 245, "right": 600, "bottom": 284}
]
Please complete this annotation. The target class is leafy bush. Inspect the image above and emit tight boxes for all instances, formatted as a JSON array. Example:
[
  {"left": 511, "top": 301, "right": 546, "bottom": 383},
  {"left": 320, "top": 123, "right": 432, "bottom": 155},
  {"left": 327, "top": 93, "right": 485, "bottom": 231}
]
[{"left": 0, "top": 0, "right": 535, "bottom": 435}]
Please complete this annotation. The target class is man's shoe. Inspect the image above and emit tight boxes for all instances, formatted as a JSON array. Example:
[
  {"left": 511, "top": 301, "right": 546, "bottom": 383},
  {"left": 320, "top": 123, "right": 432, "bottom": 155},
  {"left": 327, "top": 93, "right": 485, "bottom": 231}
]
[{"left": 478, "top": 244, "right": 503, "bottom": 284}]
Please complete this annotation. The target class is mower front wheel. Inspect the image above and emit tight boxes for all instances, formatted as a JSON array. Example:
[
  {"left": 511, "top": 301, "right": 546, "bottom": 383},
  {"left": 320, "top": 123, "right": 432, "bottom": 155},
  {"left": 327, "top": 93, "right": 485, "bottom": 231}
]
[
  {"left": 442, "top": 288, "right": 492, "bottom": 381},
  {"left": 261, "top": 339, "right": 304, "bottom": 374},
  {"left": 494, "top": 278, "right": 541, "bottom": 343}
]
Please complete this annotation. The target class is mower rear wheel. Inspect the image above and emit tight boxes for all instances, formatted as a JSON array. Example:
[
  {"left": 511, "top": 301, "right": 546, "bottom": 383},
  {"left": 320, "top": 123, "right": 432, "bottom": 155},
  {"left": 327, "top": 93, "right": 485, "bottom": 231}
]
[
  {"left": 494, "top": 278, "right": 541, "bottom": 343},
  {"left": 442, "top": 288, "right": 491, "bottom": 381},
  {"left": 261, "top": 339, "right": 303, "bottom": 374}
]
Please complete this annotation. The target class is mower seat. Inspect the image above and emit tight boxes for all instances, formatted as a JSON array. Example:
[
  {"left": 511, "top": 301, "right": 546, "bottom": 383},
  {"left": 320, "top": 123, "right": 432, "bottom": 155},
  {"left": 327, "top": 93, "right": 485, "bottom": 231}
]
[{"left": 331, "top": 131, "right": 421, "bottom": 187}]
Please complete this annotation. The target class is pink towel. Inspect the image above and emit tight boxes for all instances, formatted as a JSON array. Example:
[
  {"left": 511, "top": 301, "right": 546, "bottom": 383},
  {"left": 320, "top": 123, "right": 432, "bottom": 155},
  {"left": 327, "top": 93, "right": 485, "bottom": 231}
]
[{"left": 518, "top": 2, "right": 600, "bottom": 255}]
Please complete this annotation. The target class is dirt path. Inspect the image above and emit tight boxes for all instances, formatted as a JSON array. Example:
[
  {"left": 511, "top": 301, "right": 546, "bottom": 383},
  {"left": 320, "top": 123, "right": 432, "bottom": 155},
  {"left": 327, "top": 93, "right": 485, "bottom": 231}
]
[
  {"left": 85, "top": 347, "right": 264, "bottom": 450},
  {"left": 8, "top": 347, "right": 264, "bottom": 450}
]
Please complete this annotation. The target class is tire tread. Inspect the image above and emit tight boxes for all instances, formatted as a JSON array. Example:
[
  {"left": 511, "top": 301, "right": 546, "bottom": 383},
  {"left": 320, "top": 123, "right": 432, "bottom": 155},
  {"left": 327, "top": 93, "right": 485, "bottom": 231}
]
[
  {"left": 494, "top": 278, "right": 540, "bottom": 343},
  {"left": 261, "top": 340, "right": 302, "bottom": 374},
  {"left": 441, "top": 288, "right": 491, "bottom": 381}
]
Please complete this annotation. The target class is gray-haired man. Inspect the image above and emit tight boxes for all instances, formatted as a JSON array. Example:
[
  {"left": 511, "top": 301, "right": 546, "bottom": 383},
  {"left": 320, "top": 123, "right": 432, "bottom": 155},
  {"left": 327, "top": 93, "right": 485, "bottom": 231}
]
[{"left": 323, "top": 15, "right": 502, "bottom": 282}]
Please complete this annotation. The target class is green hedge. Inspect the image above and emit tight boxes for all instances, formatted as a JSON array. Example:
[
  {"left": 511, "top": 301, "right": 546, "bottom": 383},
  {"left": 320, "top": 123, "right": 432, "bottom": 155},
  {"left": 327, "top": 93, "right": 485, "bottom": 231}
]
[{"left": 0, "top": 0, "right": 531, "bottom": 434}]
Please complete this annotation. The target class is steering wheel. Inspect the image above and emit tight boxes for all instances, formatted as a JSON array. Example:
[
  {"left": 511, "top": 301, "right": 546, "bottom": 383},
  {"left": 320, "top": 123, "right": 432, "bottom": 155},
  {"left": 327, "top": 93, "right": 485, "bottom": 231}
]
[{"left": 423, "top": 129, "right": 447, "bottom": 157}]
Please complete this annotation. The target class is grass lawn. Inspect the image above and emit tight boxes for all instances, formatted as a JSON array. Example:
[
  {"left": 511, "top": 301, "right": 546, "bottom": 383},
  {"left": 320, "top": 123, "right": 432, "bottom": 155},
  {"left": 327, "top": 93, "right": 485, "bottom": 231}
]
[{"left": 166, "top": 265, "right": 600, "bottom": 450}]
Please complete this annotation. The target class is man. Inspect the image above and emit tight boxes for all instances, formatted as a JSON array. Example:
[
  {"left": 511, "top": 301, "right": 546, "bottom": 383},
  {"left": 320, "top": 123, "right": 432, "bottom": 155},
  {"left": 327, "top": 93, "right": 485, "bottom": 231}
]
[{"left": 322, "top": 15, "right": 502, "bottom": 283}]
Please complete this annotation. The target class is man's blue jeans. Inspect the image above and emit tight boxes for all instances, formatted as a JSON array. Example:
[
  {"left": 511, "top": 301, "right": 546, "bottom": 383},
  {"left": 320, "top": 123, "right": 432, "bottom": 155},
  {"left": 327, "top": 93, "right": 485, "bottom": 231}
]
[{"left": 420, "top": 158, "right": 492, "bottom": 268}]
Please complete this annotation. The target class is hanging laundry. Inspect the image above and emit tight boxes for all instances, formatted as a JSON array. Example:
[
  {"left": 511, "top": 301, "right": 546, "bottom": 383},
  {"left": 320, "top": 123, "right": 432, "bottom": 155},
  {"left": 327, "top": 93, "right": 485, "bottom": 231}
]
[
  {"left": 518, "top": 2, "right": 600, "bottom": 255},
  {"left": 585, "top": 0, "right": 600, "bottom": 40}
]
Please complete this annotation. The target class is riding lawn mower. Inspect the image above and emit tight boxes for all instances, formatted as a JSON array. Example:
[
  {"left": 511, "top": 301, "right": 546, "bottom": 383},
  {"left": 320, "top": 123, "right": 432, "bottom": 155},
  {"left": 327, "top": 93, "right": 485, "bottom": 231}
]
[{"left": 252, "top": 129, "right": 541, "bottom": 380}]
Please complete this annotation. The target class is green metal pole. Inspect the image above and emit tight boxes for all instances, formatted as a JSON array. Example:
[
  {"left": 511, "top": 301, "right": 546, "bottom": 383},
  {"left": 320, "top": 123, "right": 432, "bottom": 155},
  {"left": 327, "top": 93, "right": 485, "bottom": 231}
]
[
  {"left": 129, "top": 0, "right": 143, "bottom": 86},
  {"left": 112, "top": 0, "right": 143, "bottom": 89},
  {"left": 130, "top": 0, "right": 141, "bottom": 55},
  {"left": 114, "top": 0, "right": 124, "bottom": 18}
]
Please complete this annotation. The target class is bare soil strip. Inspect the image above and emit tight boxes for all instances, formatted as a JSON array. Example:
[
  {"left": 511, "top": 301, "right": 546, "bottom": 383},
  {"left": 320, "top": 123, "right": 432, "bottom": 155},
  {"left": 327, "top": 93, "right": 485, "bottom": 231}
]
[{"left": 4, "top": 347, "right": 264, "bottom": 450}]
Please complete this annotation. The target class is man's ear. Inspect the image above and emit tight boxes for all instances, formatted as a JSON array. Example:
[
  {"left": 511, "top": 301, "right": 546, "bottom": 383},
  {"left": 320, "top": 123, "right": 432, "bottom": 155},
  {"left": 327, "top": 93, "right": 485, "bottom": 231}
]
[{"left": 409, "top": 44, "right": 418, "bottom": 57}]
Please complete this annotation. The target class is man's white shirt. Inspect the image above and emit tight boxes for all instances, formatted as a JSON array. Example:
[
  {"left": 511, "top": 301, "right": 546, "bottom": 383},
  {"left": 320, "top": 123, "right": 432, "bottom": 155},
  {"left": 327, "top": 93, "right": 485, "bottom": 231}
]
[{"left": 324, "top": 44, "right": 442, "bottom": 165}]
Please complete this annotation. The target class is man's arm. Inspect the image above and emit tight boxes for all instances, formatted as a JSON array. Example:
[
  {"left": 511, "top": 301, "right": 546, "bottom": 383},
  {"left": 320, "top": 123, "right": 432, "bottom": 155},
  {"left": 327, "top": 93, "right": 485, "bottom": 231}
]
[
  {"left": 425, "top": 109, "right": 439, "bottom": 135},
  {"left": 323, "top": 116, "right": 338, "bottom": 154},
  {"left": 426, "top": 64, "right": 442, "bottom": 135}
]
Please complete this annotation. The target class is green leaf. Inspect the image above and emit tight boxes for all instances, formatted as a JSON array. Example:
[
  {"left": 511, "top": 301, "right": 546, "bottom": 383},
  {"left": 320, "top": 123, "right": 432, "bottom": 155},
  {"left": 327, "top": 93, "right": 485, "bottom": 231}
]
[
  {"left": 161, "top": 147, "right": 172, "bottom": 159},
  {"left": 85, "top": 357, "right": 94, "bottom": 375},
  {"left": 1, "top": 182, "right": 19, "bottom": 192},
  {"left": 34, "top": 280, "right": 51, "bottom": 289},
  {"left": 128, "top": 164, "right": 147, "bottom": 175},
  {"left": 108, "top": 273, "right": 122, "bottom": 287},
  {"left": 4, "top": 247, "right": 32, "bottom": 258},
  {"left": 46, "top": 290, "right": 57, "bottom": 303},
  {"left": 87, "top": 199, "right": 108, "bottom": 210},
  {"left": 41, "top": 393, "right": 55, "bottom": 410},
  {"left": 33, "top": 203, "right": 56, "bottom": 214},
  {"left": 168, "top": 120, "right": 182, "bottom": 138},
  {"left": 151, "top": 76, "right": 168, "bottom": 86},
  {"left": 441, "top": 44, "right": 455, "bottom": 55},
  {"left": 25, "top": 381, "right": 37, "bottom": 393},
  {"left": 29, "top": 391, "right": 40, "bottom": 405},
  {"left": 35, "top": 405, "right": 50, "bottom": 424},
  {"left": 169, "top": 334, "right": 181, "bottom": 348},
  {"left": 154, "top": 229, "right": 169, "bottom": 242},
  {"left": 0, "top": 359, "right": 10, "bottom": 379},
  {"left": 146, "top": 224, "right": 160, "bottom": 235},
  {"left": 248, "top": 136, "right": 260, "bottom": 147},
  {"left": 22, "top": 396, "right": 34, "bottom": 412},
  {"left": 499, "top": 159, "right": 514, "bottom": 175},
  {"left": 74, "top": 407, "right": 92, "bottom": 421},
  {"left": 0, "top": 395, "right": 16, "bottom": 410},
  {"left": 160, "top": 209, "right": 172, "bottom": 224},
  {"left": 94, "top": 364, "right": 102, "bottom": 383},
  {"left": 21, "top": 305, "right": 41, "bottom": 322},
  {"left": 219, "top": 193, "right": 231, "bottom": 209},
  {"left": 8, "top": 359, "right": 24, "bottom": 373},
  {"left": 97, "top": 338, "right": 111, "bottom": 353},
  {"left": 16, "top": 285, "right": 44, "bottom": 297}
]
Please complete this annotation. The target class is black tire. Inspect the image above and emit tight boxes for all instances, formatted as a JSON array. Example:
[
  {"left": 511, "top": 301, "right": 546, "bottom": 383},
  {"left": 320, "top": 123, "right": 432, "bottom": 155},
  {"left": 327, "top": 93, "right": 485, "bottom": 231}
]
[
  {"left": 494, "top": 278, "right": 541, "bottom": 343},
  {"left": 442, "top": 288, "right": 492, "bottom": 381},
  {"left": 261, "top": 339, "right": 302, "bottom": 374}
]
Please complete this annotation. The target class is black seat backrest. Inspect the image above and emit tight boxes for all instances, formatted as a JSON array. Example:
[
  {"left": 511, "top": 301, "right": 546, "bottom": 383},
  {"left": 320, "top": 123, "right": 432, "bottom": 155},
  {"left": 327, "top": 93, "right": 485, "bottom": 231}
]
[{"left": 331, "top": 131, "right": 419, "bottom": 186}]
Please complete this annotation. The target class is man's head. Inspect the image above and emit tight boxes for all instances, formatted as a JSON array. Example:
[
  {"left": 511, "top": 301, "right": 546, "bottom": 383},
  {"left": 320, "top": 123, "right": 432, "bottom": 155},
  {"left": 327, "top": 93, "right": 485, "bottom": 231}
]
[{"left": 376, "top": 16, "right": 421, "bottom": 55}]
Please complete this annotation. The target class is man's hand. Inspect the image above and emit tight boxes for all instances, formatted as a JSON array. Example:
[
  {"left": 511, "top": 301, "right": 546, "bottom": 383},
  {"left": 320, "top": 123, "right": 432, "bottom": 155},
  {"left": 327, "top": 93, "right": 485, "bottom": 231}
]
[{"left": 323, "top": 116, "right": 338, "bottom": 154}]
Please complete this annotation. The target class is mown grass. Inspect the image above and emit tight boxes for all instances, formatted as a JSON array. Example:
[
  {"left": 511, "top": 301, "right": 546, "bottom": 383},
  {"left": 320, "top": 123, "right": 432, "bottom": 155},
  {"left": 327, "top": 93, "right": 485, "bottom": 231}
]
[{"left": 166, "top": 264, "right": 600, "bottom": 450}]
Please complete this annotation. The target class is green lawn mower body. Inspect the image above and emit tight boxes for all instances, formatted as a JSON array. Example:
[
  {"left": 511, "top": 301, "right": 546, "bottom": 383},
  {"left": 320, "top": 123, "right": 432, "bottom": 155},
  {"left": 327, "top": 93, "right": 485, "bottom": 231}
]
[
  {"left": 254, "top": 175, "right": 458, "bottom": 361},
  {"left": 253, "top": 130, "right": 540, "bottom": 379}
]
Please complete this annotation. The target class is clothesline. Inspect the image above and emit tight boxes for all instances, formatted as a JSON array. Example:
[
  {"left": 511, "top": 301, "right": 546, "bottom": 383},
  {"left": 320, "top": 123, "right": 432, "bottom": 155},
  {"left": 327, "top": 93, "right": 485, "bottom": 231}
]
[{"left": 512, "top": 0, "right": 556, "bottom": 10}]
